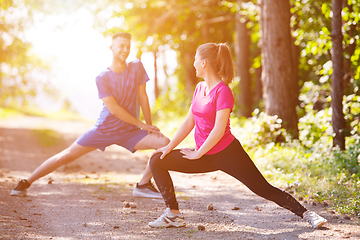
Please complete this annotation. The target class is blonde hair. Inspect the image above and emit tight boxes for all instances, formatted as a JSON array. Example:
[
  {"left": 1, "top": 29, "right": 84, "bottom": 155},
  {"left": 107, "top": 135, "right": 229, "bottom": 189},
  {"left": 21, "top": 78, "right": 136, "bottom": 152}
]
[{"left": 196, "top": 43, "right": 235, "bottom": 85}]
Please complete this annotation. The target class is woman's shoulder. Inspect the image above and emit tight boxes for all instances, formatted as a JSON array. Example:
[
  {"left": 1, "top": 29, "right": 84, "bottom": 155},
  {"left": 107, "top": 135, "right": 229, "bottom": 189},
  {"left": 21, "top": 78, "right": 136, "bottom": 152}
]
[
  {"left": 194, "top": 81, "right": 206, "bottom": 91},
  {"left": 196, "top": 81, "right": 205, "bottom": 87},
  {"left": 216, "top": 81, "right": 232, "bottom": 93}
]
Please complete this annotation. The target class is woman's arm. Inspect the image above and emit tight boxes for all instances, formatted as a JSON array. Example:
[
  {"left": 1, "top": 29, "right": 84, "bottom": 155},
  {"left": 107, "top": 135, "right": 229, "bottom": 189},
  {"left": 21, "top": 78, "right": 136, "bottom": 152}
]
[
  {"left": 181, "top": 108, "right": 230, "bottom": 160},
  {"left": 151, "top": 107, "right": 195, "bottom": 159},
  {"left": 168, "top": 108, "right": 195, "bottom": 149}
]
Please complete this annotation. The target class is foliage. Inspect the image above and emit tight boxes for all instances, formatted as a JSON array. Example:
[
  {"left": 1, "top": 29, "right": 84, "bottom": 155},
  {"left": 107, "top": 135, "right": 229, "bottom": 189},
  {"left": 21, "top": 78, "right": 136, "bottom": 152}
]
[
  {"left": 0, "top": 0, "right": 53, "bottom": 107},
  {"left": 231, "top": 104, "right": 359, "bottom": 217},
  {"left": 152, "top": 85, "right": 192, "bottom": 121},
  {"left": 344, "top": 94, "right": 360, "bottom": 136},
  {"left": 231, "top": 109, "right": 290, "bottom": 148},
  {"left": 333, "top": 137, "right": 360, "bottom": 174},
  {"left": 291, "top": 0, "right": 360, "bottom": 96},
  {"left": 31, "top": 129, "right": 63, "bottom": 147}
]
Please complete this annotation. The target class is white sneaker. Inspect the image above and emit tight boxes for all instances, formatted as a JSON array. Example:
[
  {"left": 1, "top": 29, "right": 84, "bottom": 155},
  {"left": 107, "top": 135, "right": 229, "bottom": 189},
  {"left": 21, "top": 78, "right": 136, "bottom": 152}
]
[
  {"left": 132, "top": 182, "right": 162, "bottom": 198},
  {"left": 303, "top": 210, "right": 327, "bottom": 229},
  {"left": 149, "top": 208, "right": 186, "bottom": 228}
]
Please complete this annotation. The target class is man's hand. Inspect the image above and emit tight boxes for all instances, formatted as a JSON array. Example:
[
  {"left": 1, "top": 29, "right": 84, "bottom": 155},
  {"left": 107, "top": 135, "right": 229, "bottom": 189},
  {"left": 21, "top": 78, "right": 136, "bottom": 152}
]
[{"left": 141, "top": 123, "right": 164, "bottom": 138}]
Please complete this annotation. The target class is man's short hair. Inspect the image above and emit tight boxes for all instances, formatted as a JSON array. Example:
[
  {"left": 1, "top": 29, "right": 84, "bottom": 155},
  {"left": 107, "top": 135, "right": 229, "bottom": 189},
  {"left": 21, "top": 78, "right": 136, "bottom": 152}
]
[{"left": 112, "top": 32, "right": 131, "bottom": 40}]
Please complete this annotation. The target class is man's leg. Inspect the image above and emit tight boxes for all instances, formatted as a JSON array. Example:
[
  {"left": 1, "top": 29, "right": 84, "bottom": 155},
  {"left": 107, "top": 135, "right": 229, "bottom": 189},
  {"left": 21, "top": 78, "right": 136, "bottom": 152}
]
[
  {"left": 11, "top": 142, "right": 96, "bottom": 196},
  {"left": 131, "top": 133, "right": 170, "bottom": 198},
  {"left": 133, "top": 133, "right": 170, "bottom": 185},
  {"left": 27, "top": 142, "right": 97, "bottom": 183}
]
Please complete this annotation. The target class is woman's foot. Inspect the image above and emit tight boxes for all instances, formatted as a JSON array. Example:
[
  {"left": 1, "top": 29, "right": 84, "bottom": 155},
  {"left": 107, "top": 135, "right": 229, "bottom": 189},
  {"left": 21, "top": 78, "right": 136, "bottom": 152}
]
[
  {"left": 149, "top": 208, "right": 186, "bottom": 228},
  {"left": 303, "top": 210, "right": 327, "bottom": 229}
]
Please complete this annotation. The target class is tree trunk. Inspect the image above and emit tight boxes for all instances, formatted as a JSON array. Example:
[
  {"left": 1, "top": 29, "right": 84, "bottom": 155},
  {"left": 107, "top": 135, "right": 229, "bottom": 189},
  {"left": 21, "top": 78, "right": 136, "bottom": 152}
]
[
  {"left": 291, "top": 38, "right": 300, "bottom": 107},
  {"left": 331, "top": 0, "right": 346, "bottom": 149},
  {"left": 234, "top": 0, "right": 253, "bottom": 118},
  {"left": 260, "top": 0, "right": 299, "bottom": 137},
  {"left": 181, "top": 51, "right": 199, "bottom": 93},
  {"left": 255, "top": 65, "right": 263, "bottom": 105},
  {"left": 153, "top": 51, "right": 159, "bottom": 99},
  {"left": 342, "top": 0, "right": 356, "bottom": 96}
]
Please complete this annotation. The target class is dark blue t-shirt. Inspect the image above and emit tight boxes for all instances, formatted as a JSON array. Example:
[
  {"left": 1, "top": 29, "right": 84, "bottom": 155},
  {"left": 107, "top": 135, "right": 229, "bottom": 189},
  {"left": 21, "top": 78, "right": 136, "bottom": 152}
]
[{"left": 93, "top": 60, "right": 149, "bottom": 134}]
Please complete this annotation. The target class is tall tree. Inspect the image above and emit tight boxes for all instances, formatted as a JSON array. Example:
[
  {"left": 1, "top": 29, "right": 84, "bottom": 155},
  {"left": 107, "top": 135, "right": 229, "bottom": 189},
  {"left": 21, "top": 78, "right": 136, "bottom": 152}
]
[
  {"left": 342, "top": 1, "right": 358, "bottom": 96},
  {"left": 234, "top": 0, "right": 253, "bottom": 118},
  {"left": 260, "top": 0, "right": 299, "bottom": 137},
  {"left": 331, "top": 0, "right": 345, "bottom": 149}
]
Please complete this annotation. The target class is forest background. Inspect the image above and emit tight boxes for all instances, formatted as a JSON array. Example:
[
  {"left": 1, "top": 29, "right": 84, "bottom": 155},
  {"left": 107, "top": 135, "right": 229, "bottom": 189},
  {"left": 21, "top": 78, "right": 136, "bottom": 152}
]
[{"left": 1, "top": 0, "right": 359, "bottom": 221}]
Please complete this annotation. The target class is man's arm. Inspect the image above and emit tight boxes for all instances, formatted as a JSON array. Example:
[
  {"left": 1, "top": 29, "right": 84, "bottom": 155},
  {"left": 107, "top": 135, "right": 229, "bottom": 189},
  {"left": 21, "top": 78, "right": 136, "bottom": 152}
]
[
  {"left": 101, "top": 96, "right": 160, "bottom": 134},
  {"left": 138, "top": 83, "right": 152, "bottom": 125},
  {"left": 138, "top": 83, "right": 164, "bottom": 137}
]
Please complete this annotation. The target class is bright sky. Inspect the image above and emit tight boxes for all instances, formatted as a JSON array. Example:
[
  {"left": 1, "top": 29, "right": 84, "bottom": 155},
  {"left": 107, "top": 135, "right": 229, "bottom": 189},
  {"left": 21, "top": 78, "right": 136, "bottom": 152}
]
[{"left": 26, "top": 8, "right": 164, "bottom": 120}]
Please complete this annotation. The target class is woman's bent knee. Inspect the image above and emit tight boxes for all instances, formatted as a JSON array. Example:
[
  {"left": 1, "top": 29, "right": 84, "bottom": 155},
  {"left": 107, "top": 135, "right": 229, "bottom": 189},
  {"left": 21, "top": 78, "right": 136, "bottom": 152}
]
[{"left": 149, "top": 153, "right": 162, "bottom": 169}]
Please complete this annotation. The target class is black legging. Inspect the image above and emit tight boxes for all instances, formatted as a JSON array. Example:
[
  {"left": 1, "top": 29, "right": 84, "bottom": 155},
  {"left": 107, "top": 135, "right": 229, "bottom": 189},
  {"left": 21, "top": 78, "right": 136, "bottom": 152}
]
[{"left": 149, "top": 138, "right": 307, "bottom": 217}]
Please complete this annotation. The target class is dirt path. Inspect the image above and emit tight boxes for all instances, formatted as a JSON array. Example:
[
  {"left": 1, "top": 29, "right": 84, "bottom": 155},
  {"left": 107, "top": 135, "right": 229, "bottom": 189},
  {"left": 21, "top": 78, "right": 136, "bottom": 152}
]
[{"left": 0, "top": 116, "right": 359, "bottom": 239}]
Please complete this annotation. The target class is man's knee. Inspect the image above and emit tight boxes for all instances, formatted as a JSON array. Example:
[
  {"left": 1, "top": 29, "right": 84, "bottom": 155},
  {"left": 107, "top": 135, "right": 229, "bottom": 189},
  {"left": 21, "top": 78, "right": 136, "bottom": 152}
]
[
  {"left": 160, "top": 136, "right": 170, "bottom": 147},
  {"left": 151, "top": 135, "right": 170, "bottom": 149}
]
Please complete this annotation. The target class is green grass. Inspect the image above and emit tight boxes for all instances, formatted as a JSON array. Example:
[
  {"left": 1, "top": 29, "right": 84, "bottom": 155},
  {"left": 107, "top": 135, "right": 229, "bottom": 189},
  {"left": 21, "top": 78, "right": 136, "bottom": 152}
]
[
  {"left": 31, "top": 129, "right": 63, "bottom": 147},
  {"left": 0, "top": 106, "right": 86, "bottom": 121},
  {"left": 0, "top": 106, "right": 86, "bottom": 147},
  {"left": 0, "top": 107, "right": 23, "bottom": 118}
]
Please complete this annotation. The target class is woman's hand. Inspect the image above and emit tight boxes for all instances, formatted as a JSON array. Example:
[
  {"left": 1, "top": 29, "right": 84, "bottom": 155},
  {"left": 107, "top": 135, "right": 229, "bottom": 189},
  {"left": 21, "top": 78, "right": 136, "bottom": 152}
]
[
  {"left": 151, "top": 145, "right": 174, "bottom": 159},
  {"left": 180, "top": 148, "right": 203, "bottom": 160}
]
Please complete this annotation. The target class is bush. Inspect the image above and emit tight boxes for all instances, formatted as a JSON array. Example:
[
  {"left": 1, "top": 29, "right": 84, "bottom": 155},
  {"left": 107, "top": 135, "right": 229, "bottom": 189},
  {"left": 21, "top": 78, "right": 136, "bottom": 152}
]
[{"left": 230, "top": 105, "right": 360, "bottom": 218}]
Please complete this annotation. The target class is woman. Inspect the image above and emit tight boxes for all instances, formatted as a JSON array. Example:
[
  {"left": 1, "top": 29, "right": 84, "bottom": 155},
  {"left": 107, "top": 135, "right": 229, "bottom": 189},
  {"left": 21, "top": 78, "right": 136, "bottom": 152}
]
[{"left": 148, "top": 43, "right": 327, "bottom": 229}]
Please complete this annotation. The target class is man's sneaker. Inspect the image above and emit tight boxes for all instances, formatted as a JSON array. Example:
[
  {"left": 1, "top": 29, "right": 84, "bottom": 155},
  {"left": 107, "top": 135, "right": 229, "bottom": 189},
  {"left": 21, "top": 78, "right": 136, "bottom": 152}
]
[
  {"left": 10, "top": 179, "right": 31, "bottom": 196},
  {"left": 133, "top": 182, "right": 162, "bottom": 199},
  {"left": 149, "top": 208, "right": 186, "bottom": 228},
  {"left": 303, "top": 210, "right": 327, "bottom": 229}
]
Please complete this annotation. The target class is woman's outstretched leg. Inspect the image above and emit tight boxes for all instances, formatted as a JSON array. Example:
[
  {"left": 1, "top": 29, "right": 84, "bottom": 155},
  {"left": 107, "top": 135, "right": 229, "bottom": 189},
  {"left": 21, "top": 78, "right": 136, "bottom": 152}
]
[
  {"left": 214, "top": 139, "right": 326, "bottom": 228},
  {"left": 215, "top": 139, "right": 307, "bottom": 216}
]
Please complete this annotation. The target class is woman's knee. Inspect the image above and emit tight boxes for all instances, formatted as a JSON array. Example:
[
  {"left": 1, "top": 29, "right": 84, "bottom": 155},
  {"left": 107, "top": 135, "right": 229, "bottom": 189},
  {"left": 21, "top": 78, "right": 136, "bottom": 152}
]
[{"left": 149, "top": 153, "right": 162, "bottom": 170}]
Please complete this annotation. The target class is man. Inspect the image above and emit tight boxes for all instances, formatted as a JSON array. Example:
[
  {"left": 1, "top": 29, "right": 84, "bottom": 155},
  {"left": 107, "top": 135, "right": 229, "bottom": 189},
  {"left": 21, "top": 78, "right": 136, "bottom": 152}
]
[{"left": 11, "top": 32, "right": 170, "bottom": 198}]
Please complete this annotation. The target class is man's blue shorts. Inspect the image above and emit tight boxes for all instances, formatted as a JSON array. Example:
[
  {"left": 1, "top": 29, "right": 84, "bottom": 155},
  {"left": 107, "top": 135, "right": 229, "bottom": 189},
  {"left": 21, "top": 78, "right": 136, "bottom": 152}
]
[{"left": 75, "top": 127, "right": 148, "bottom": 152}]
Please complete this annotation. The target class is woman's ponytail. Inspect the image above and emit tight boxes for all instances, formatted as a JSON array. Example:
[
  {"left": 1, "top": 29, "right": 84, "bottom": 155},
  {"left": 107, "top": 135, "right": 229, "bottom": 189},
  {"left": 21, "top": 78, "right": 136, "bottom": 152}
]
[
  {"left": 217, "top": 43, "right": 235, "bottom": 85},
  {"left": 197, "top": 42, "right": 235, "bottom": 85}
]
